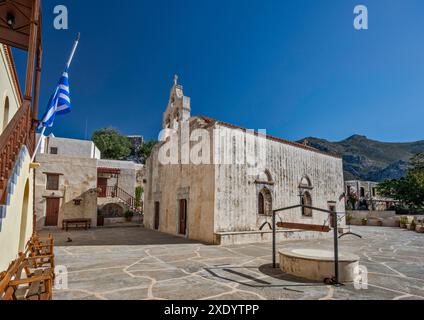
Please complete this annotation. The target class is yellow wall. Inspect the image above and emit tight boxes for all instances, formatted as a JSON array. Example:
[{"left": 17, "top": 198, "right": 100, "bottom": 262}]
[
  {"left": 0, "top": 149, "right": 34, "bottom": 271},
  {"left": 0, "top": 44, "right": 33, "bottom": 272},
  {"left": 0, "top": 45, "right": 21, "bottom": 134}
]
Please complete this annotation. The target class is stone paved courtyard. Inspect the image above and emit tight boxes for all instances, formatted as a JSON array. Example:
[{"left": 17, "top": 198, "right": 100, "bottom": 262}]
[{"left": 41, "top": 226, "right": 424, "bottom": 300}]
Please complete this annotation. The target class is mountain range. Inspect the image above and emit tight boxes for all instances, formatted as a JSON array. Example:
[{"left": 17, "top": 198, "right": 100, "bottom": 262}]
[{"left": 298, "top": 135, "right": 424, "bottom": 182}]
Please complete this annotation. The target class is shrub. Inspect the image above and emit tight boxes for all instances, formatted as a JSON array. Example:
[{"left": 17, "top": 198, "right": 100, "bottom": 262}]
[
  {"left": 399, "top": 216, "right": 409, "bottom": 226},
  {"left": 124, "top": 210, "right": 134, "bottom": 220},
  {"left": 135, "top": 186, "right": 143, "bottom": 208}
]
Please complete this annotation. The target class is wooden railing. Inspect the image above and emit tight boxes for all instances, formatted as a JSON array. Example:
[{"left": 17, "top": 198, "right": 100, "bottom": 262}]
[
  {"left": 97, "top": 185, "right": 143, "bottom": 214},
  {"left": 0, "top": 101, "right": 35, "bottom": 204}
]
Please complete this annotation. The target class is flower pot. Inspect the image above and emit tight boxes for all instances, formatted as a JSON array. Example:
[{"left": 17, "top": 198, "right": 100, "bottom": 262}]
[
  {"left": 400, "top": 224, "right": 407, "bottom": 229},
  {"left": 361, "top": 220, "right": 367, "bottom": 226},
  {"left": 416, "top": 226, "right": 424, "bottom": 233},
  {"left": 409, "top": 224, "right": 417, "bottom": 231}
]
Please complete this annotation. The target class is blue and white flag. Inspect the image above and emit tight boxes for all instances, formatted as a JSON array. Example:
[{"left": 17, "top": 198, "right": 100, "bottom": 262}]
[{"left": 38, "top": 69, "right": 72, "bottom": 128}]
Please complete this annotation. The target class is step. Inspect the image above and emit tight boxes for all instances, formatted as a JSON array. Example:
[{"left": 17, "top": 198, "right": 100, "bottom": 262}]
[{"left": 0, "top": 147, "right": 28, "bottom": 232}]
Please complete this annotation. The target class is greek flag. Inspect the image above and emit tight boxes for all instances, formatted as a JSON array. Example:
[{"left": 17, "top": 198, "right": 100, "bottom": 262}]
[{"left": 38, "top": 69, "right": 72, "bottom": 128}]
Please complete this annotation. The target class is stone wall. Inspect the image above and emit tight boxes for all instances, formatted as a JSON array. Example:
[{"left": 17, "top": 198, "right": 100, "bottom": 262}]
[
  {"left": 38, "top": 135, "right": 100, "bottom": 159},
  {"left": 34, "top": 154, "right": 98, "bottom": 228},
  {"left": 144, "top": 149, "right": 216, "bottom": 243},
  {"left": 214, "top": 124, "right": 346, "bottom": 235},
  {"left": 97, "top": 159, "right": 143, "bottom": 196}
]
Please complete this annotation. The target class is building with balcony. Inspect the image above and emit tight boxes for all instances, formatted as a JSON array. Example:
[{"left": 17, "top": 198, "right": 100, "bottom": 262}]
[
  {"left": 34, "top": 135, "right": 144, "bottom": 229},
  {"left": 0, "top": 44, "right": 36, "bottom": 271},
  {"left": 345, "top": 180, "right": 397, "bottom": 211}
]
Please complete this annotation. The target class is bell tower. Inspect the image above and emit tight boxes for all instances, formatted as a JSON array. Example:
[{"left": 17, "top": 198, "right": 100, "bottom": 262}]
[{"left": 162, "top": 75, "right": 191, "bottom": 130}]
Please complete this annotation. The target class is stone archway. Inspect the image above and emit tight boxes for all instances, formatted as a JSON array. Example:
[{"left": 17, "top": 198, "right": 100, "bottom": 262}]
[
  {"left": 101, "top": 203, "right": 125, "bottom": 218},
  {"left": 258, "top": 188, "right": 272, "bottom": 216}
]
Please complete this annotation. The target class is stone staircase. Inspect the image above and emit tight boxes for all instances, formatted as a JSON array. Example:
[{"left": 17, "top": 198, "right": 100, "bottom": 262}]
[
  {"left": 98, "top": 185, "right": 143, "bottom": 216},
  {"left": 0, "top": 147, "right": 28, "bottom": 232}
]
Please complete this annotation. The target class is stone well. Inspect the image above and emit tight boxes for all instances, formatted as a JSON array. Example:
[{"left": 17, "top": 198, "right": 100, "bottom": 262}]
[{"left": 279, "top": 248, "right": 360, "bottom": 282}]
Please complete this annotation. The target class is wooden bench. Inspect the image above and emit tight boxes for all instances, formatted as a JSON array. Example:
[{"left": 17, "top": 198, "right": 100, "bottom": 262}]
[{"left": 62, "top": 218, "right": 91, "bottom": 231}]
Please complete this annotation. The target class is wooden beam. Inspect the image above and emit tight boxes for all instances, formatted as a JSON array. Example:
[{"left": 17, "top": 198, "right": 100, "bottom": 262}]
[
  {"left": 277, "top": 222, "right": 331, "bottom": 233},
  {"left": 32, "top": 43, "right": 42, "bottom": 121},
  {"left": 24, "top": 0, "right": 40, "bottom": 101}
]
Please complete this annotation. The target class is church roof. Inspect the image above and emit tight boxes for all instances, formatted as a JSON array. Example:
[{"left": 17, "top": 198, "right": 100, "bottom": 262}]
[{"left": 198, "top": 116, "right": 342, "bottom": 159}]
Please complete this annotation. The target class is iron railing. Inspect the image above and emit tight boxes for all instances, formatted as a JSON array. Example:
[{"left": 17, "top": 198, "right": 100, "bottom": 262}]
[{"left": 97, "top": 185, "right": 143, "bottom": 214}]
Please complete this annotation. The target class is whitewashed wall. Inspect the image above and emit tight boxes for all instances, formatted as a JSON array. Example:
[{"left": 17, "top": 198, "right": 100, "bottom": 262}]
[{"left": 214, "top": 124, "right": 345, "bottom": 233}]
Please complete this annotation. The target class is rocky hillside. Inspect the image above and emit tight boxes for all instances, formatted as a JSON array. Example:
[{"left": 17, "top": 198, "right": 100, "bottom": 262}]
[{"left": 298, "top": 135, "right": 424, "bottom": 182}]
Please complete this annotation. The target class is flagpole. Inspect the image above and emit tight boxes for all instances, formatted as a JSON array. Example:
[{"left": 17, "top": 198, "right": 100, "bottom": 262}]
[{"left": 31, "top": 33, "right": 81, "bottom": 163}]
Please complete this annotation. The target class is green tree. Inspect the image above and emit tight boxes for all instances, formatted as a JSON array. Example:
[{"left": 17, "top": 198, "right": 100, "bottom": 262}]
[
  {"left": 410, "top": 153, "right": 424, "bottom": 172},
  {"left": 139, "top": 140, "right": 158, "bottom": 164},
  {"left": 135, "top": 186, "right": 143, "bottom": 208},
  {"left": 377, "top": 153, "right": 424, "bottom": 209},
  {"left": 92, "top": 128, "right": 131, "bottom": 160}
]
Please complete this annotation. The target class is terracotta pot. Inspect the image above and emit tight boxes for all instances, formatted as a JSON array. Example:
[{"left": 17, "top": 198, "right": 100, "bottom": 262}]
[
  {"left": 416, "top": 226, "right": 424, "bottom": 233},
  {"left": 409, "top": 224, "right": 417, "bottom": 231}
]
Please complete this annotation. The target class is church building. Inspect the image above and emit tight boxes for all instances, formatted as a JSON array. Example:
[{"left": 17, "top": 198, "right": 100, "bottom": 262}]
[{"left": 144, "top": 77, "right": 346, "bottom": 245}]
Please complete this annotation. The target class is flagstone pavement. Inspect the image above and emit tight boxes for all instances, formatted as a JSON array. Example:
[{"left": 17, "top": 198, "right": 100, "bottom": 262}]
[{"left": 40, "top": 225, "right": 424, "bottom": 300}]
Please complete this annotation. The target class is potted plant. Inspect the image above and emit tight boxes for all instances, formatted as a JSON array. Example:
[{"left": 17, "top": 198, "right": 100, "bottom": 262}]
[
  {"left": 399, "top": 216, "right": 408, "bottom": 229},
  {"left": 416, "top": 222, "right": 424, "bottom": 233},
  {"left": 361, "top": 218, "right": 368, "bottom": 226},
  {"left": 135, "top": 186, "right": 143, "bottom": 210},
  {"left": 409, "top": 220, "right": 416, "bottom": 231},
  {"left": 346, "top": 214, "right": 353, "bottom": 226},
  {"left": 124, "top": 210, "right": 134, "bottom": 222}
]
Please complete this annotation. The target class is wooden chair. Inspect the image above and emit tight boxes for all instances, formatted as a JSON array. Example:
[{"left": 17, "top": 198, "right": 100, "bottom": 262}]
[
  {"left": 26, "top": 234, "right": 55, "bottom": 270},
  {"left": 0, "top": 234, "right": 55, "bottom": 301}
]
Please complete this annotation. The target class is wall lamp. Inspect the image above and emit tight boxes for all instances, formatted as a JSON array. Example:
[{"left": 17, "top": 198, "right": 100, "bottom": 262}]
[{"left": 6, "top": 12, "right": 15, "bottom": 28}]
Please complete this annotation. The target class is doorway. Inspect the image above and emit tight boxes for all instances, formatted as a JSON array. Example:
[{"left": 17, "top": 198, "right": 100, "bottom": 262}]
[
  {"left": 18, "top": 180, "right": 30, "bottom": 252},
  {"left": 45, "top": 198, "right": 60, "bottom": 227},
  {"left": 154, "top": 202, "right": 160, "bottom": 230},
  {"left": 97, "top": 177, "right": 108, "bottom": 197},
  {"left": 179, "top": 199, "right": 187, "bottom": 235}
]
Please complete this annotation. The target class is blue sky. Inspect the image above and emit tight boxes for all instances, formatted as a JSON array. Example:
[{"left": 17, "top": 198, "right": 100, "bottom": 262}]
[{"left": 12, "top": 0, "right": 424, "bottom": 142}]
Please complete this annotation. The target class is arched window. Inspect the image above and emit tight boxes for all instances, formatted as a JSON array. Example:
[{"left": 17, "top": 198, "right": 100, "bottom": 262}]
[
  {"left": 301, "top": 191, "right": 313, "bottom": 217},
  {"left": 2, "top": 96, "right": 10, "bottom": 131},
  {"left": 258, "top": 188, "right": 272, "bottom": 216},
  {"left": 360, "top": 187, "right": 365, "bottom": 197},
  {"left": 258, "top": 193, "right": 264, "bottom": 215}
]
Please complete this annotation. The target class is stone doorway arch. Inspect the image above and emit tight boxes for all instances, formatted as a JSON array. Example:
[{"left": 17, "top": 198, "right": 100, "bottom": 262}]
[{"left": 258, "top": 187, "right": 272, "bottom": 216}]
